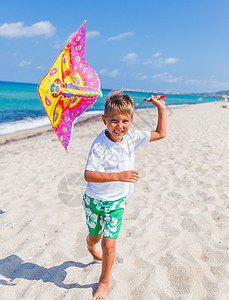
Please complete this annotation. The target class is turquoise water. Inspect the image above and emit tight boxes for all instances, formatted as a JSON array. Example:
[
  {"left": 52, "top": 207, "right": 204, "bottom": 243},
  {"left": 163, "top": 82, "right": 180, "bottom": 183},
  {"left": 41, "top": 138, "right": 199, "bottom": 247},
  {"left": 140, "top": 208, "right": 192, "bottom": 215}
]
[{"left": 0, "top": 81, "right": 218, "bottom": 135}]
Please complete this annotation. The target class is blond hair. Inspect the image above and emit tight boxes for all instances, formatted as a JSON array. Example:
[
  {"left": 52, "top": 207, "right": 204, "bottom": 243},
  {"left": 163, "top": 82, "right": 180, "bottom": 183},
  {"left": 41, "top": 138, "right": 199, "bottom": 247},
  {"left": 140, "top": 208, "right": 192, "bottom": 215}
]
[{"left": 104, "top": 90, "right": 134, "bottom": 118}]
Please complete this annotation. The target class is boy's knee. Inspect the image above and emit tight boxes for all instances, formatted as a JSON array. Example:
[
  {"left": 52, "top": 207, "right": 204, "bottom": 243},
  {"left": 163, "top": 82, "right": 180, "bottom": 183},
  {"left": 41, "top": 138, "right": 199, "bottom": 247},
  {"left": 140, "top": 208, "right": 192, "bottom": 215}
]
[
  {"left": 87, "top": 233, "right": 102, "bottom": 244},
  {"left": 101, "top": 237, "right": 116, "bottom": 254}
]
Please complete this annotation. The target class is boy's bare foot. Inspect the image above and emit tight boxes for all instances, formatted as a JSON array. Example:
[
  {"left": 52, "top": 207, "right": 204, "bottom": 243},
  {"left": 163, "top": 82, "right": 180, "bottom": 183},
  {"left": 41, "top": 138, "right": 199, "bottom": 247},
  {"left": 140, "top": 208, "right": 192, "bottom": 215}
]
[
  {"left": 86, "top": 236, "right": 102, "bottom": 261},
  {"left": 93, "top": 281, "right": 109, "bottom": 299}
]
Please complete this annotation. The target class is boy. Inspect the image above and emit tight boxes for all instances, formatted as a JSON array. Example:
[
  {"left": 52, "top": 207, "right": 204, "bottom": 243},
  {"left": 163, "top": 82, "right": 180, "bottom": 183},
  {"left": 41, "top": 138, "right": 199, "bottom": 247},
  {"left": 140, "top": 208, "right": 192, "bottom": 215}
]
[{"left": 83, "top": 90, "right": 166, "bottom": 299}]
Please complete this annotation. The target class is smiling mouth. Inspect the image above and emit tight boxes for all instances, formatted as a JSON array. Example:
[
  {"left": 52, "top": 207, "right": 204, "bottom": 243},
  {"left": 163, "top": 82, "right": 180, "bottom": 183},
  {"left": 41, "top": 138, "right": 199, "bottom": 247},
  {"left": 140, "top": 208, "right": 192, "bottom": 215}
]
[{"left": 114, "top": 130, "right": 124, "bottom": 135}]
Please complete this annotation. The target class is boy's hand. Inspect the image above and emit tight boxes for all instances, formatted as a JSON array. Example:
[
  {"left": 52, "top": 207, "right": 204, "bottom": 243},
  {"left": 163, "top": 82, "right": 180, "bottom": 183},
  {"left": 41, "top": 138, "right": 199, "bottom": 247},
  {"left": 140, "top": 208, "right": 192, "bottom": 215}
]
[
  {"left": 118, "top": 170, "right": 139, "bottom": 183},
  {"left": 144, "top": 95, "right": 166, "bottom": 110}
]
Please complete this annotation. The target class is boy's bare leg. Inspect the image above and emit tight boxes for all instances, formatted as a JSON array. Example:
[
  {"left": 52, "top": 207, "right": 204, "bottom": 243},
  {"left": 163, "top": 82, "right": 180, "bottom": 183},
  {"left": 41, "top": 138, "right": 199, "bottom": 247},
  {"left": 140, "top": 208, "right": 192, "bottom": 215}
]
[
  {"left": 93, "top": 237, "right": 116, "bottom": 300},
  {"left": 86, "top": 233, "right": 102, "bottom": 261}
]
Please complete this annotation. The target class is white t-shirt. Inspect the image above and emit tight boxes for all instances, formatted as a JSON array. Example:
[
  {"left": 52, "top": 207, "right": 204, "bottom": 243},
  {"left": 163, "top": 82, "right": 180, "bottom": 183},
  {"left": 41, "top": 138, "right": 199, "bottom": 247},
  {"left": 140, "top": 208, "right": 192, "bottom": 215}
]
[{"left": 85, "top": 129, "right": 151, "bottom": 201}]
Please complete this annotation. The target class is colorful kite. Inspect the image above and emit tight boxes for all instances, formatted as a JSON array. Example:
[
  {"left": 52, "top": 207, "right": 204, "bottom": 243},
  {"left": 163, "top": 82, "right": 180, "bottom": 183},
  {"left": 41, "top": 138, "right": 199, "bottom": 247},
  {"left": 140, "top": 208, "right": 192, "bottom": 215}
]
[{"left": 38, "top": 20, "right": 102, "bottom": 152}]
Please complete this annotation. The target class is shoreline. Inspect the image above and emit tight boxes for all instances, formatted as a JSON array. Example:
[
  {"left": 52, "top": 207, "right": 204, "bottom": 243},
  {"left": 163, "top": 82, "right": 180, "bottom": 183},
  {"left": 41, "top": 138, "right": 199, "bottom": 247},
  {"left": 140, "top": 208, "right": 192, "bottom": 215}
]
[{"left": 0, "top": 114, "right": 102, "bottom": 146}]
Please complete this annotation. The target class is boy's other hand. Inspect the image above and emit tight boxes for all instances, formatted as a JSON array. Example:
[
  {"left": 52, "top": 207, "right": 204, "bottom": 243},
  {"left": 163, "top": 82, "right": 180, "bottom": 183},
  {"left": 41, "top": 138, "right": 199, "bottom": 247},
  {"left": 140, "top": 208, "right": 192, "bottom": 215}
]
[
  {"left": 144, "top": 95, "right": 166, "bottom": 110},
  {"left": 118, "top": 170, "right": 139, "bottom": 183}
]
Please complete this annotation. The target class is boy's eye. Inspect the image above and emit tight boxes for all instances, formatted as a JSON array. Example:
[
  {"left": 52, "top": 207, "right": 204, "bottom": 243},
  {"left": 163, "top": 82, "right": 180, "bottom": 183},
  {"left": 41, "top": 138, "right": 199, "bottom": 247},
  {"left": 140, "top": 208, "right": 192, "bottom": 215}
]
[{"left": 110, "top": 119, "right": 130, "bottom": 123}]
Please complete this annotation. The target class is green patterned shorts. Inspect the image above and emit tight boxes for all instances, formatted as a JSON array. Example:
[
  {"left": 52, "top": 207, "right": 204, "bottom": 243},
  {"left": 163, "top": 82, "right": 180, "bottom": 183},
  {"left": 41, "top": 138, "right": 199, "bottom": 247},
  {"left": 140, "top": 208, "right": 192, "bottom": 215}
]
[{"left": 82, "top": 193, "right": 126, "bottom": 239}]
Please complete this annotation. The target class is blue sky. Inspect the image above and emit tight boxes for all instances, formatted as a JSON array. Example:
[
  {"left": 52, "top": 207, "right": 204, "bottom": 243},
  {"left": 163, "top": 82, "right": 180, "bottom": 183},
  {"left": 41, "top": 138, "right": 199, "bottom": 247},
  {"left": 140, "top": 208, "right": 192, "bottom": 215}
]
[{"left": 0, "top": 0, "right": 228, "bottom": 93}]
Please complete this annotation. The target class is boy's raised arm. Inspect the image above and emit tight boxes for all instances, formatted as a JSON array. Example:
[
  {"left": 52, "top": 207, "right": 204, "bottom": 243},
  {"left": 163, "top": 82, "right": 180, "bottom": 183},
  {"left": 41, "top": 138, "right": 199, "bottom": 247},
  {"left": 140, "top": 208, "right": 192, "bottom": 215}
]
[{"left": 144, "top": 96, "right": 167, "bottom": 142}]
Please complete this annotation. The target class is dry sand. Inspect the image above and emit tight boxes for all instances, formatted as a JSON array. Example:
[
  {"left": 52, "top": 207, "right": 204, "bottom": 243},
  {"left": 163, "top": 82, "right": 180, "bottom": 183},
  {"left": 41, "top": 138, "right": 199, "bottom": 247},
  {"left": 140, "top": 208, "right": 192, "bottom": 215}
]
[{"left": 0, "top": 102, "right": 229, "bottom": 300}]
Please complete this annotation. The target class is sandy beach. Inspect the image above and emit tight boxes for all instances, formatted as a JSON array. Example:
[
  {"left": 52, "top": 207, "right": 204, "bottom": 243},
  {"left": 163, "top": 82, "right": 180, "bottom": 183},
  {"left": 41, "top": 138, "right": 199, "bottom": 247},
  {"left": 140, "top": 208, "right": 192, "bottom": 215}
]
[{"left": 0, "top": 102, "right": 229, "bottom": 300}]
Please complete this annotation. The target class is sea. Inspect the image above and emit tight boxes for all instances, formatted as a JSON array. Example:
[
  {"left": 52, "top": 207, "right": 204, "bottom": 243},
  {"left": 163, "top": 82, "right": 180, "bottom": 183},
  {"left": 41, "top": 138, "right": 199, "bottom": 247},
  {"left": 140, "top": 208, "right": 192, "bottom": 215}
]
[{"left": 0, "top": 81, "right": 218, "bottom": 135}]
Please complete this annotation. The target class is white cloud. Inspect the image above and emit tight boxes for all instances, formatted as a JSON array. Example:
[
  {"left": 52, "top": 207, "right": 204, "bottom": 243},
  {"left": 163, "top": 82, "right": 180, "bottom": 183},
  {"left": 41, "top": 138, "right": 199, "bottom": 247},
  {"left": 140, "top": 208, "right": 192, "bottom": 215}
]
[
  {"left": 140, "top": 75, "right": 149, "bottom": 80},
  {"left": 135, "top": 71, "right": 183, "bottom": 83},
  {"left": 152, "top": 72, "right": 182, "bottom": 83},
  {"left": 135, "top": 72, "right": 149, "bottom": 81},
  {"left": 99, "top": 68, "right": 108, "bottom": 75},
  {"left": 99, "top": 68, "right": 119, "bottom": 78},
  {"left": 143, "top": 54, "right": 179, "bottom": 67},
  {"left": 211, "top": 81, "right": 229, "bottom": 88},
  {"left": 135, "top": 70, "right": 229, "bottom": 88},
  {"left": 108, "top": 69, "right": 119, "bottom": 78},
  {"left": 19, "top": 60, "right": 31, "bottom": 67},
  {"left": 36, "top": 65, "right": 46, "bottom": 70},
  {"left": 86, "top": 31, "right": 100, "bottom": 38},
  {"left": 0, "top": 21, "right": 56, "bottom": 38},
  {"left": 185, "top": 77, "right": 229, "bottom": 88},
  {"left": 108, "top": 31, "right": 134, "bottom": 41},
  {"left": 122, "top": 52, "right": 138, "bottom": 66},
  {"left": 153, "top": 52, "right": 162, "bottom": 58},
  {"left": 164, "top": 57, "right": 180, "bottom": 65}
]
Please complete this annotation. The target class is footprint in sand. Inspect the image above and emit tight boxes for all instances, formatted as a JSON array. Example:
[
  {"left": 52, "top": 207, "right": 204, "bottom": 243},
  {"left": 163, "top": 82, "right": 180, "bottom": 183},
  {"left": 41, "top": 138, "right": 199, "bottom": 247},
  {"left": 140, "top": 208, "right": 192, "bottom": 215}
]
[
  {"left": 210, "top": 265, "right": 229, "bottom": 278},
  {"left": 158, "top": 253, "right": 175, "bottom": 267},
  {"left": 168, "top": 263, "right": 190, "bottom": 294},
  {"left": 115, "top": 255, "right": 124, "bottom": 264},
  {"left": 202, "top": 277, "right": 217, "bottom": 296},
  {"left": 201, "top": 251, "right": 229, "bottom": 264},
  {"left": 160, "top": 224, "right": 181, "bottom": 237},
  {"left": 211, "top": 211, "right": 229, "bottom": 222},
  {"left": 143, "top": 185, "right": 151, "bottom": 193},
  {"left": 181, "top": 218, "right": 199, "bottom": 232}
]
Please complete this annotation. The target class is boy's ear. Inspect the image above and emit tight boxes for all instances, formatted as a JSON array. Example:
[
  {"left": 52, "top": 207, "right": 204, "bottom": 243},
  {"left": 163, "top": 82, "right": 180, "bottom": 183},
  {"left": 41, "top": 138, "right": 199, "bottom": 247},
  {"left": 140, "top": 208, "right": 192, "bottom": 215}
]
[{"left": 102, "top": 115, "right": 106, "bottom": 125}]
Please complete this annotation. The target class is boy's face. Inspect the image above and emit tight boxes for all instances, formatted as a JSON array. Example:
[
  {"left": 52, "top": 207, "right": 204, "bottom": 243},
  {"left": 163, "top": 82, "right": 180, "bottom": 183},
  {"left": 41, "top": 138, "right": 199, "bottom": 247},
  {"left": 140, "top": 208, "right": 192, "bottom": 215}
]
[{"left": 102, "top": 111, "right": 133, "bottom": 143}]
